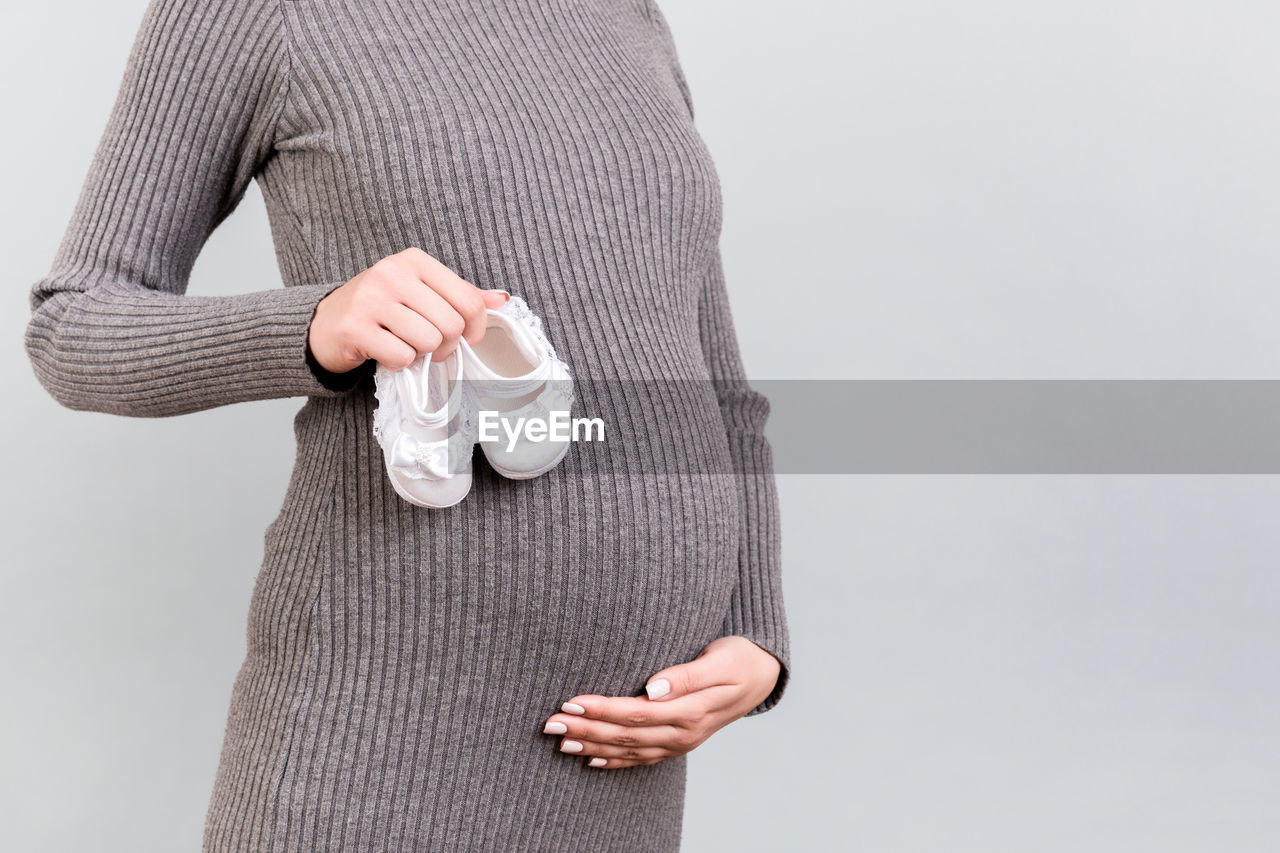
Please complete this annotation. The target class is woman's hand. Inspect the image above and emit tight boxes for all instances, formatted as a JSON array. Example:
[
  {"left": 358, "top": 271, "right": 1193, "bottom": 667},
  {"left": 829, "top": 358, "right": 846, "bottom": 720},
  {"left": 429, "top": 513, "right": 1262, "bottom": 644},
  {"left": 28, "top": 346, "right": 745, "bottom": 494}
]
[
  {"left": 308, "top": 247, "right": 509, "bottom": 373},
  {"left": 541, "top": 636, "right": 782, "bottom": 769}
]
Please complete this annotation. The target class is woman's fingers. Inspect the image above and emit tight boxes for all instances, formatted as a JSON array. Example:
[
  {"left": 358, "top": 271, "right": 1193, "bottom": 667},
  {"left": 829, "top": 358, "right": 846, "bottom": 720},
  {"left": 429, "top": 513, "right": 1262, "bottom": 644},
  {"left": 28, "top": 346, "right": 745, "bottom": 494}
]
[
  {"left": 556, "top": 737, "right": 674, "bottom": 762},
  {"left": 541, "top": 693, "right": 716, "bottom": 769},
  {"left": 582, "top": 756, "right": 662, "bottom": 770},
  {"left": 393, "top": 247, "right": 490, "bottom": 347},
  {"left": 308, "top": 246, "right": 508, "bottom": 373},
  {"left": 377, "top": 299, "right": 446, "bottom": 361},
  {"left": 539, "top": 643, "right": 775, "bottom": 773},
  {"left": 556, "top": 693, "right": 713, "bottom": 729},
  {"left": 387, "top": 273, "right": 468, "bottom": 361},
  {"left": 360, "top": 325, "right": 420, "bottom": 372},
  {"left": 542, "top": 715, "right": 686, "bottom": 750}
]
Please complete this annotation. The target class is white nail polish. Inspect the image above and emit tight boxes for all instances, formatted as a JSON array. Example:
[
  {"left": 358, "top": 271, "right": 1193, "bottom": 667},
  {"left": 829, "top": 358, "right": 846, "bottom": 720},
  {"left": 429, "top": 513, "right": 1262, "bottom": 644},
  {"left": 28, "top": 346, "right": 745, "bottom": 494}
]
[
  {"left": 588, "top": 757, "right": 607, "bottom": 768},
  {"left": 561, "top": 739, "right": 584, "bottom": 753},
  {"left": 645, "top": 678, "right": 670, "bottom": 700},
  {"left": 561, "top": 702, "right": 586, "bottom": 715},
  {"left": 543, "top": 721, "right": 568, "bottom": 735}
]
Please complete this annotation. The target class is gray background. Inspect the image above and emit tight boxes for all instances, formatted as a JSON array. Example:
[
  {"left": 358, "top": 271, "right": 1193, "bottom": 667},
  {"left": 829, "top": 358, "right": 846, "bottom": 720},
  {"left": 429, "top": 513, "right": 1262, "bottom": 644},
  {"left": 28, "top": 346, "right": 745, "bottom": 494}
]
[{"left": 3, "top": 0, "right": 1278, "bottom": 850}]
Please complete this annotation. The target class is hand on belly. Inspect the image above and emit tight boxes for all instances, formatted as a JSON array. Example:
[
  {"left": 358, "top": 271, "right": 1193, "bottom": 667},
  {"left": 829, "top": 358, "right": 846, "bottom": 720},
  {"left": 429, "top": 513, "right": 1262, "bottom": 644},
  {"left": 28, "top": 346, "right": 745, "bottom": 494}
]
[{"left": 538, "top": 636, "right": 783, "bottom": 769}]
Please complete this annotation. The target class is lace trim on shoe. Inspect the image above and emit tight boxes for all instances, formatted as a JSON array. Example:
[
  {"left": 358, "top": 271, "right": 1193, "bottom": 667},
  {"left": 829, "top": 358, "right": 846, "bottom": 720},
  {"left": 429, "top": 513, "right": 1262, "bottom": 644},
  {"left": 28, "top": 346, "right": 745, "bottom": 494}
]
[
  {"left": 518, "top": 382, "right": 575, "bottom": 424},
  {"left": 456, "top": 380, "right": 480, "bottom": 444},
  {"left": 500, "top": 295, "right": 562, "bottom": 362},
  {"left": 498, "top": 295, "right": 575, "bottom": 396},
  {"left": 371, "top": 363, "right": 401, "bottom": 451},
  {"left": 374, "top": 362, "right": 475, "bottom": 481}
]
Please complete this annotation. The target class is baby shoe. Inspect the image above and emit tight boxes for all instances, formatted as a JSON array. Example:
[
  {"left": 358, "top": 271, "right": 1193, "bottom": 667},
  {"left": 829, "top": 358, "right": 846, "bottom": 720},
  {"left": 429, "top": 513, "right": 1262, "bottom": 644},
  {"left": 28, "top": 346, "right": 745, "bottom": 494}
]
[
  {"left": 458, "top": 296, "right": 575, "bottom": 480},
  {"left": 371, "top": 349, "right": 476, "bottom": 509}
]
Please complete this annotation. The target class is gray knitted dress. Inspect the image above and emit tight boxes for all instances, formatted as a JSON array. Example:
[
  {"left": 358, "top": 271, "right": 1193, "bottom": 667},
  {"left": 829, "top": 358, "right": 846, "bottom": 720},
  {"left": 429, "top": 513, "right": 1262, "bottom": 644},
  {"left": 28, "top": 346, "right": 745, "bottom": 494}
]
[{"left": 23, "top": 0, "right": 791, "bottom": 849}]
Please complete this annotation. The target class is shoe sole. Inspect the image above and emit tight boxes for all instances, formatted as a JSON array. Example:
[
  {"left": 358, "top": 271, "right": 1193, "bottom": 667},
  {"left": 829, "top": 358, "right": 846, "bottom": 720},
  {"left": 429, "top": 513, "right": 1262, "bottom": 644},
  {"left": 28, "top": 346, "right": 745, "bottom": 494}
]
[{"left": 383, "top": 450, "right": 472, "bottom": 509}]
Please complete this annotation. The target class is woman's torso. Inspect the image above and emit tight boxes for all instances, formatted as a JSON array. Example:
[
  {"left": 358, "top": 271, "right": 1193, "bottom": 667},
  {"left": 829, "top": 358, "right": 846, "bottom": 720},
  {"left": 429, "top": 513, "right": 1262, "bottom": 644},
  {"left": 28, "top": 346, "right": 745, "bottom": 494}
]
[{"left": 208, "top": 2, "right": 743, "bottom": 849}]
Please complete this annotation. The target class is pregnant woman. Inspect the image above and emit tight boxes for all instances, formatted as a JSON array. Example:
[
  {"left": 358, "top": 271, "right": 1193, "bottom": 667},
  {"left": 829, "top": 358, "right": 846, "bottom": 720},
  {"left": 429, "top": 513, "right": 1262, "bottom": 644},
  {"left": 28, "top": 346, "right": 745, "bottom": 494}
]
[{"left": 24, "top": 0, "right": 791, "bottom": 849}]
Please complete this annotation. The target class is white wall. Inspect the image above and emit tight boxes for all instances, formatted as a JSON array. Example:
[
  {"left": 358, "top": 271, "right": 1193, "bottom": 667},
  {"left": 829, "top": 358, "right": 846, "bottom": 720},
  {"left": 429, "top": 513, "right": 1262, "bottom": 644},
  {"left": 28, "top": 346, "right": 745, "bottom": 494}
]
[{"left": 3, "top": 1, "right": 1278, "bottom": 850}]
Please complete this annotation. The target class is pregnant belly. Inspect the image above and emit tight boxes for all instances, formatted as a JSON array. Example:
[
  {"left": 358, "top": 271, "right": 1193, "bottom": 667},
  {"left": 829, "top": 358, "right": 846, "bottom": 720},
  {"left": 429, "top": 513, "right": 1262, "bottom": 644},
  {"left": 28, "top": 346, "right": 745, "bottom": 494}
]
[
  {"left": 337, "top": 467, "right": 742, "bottom": 702},
  {"left": 228, "top": 392, "right": 743, "bottom": 847},
  {"left": 472, "top": 469, "right": 741, "bottom": 693},
  {"left": 290, "top": 393, "right": 744, "bottom": 722}
]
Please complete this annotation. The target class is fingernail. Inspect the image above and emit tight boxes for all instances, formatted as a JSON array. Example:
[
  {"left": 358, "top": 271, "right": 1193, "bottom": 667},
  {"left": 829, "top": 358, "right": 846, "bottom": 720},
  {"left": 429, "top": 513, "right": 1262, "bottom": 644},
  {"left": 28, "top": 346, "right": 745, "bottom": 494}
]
[
  {"left": 588, "top": 757, "right": 607, "bottom": 768},
  {"left": 543, "top": 721, "right": 568, "bottom": 735},
  {"left": 493, "top": 289, "right": 511, "bottom": 301},
  {"left": 561, "top": 702, "right": 586, "bottom": 715},
  {"left": 561, "top": 739, "right": 584, "bottom": 753},
  {"left": 645, "top": 678, "right": 670, "bottom": 700}
]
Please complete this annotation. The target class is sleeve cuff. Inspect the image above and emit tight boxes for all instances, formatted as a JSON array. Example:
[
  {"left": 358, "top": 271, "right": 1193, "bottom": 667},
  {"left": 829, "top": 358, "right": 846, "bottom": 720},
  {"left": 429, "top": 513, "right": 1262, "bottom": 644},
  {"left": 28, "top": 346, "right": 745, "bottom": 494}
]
[
  {"left": 734, "top": 632, "right": 791, "bottom": 718},
  {"left": 302, "top": 306, "right": 377, "bottom": 392}
]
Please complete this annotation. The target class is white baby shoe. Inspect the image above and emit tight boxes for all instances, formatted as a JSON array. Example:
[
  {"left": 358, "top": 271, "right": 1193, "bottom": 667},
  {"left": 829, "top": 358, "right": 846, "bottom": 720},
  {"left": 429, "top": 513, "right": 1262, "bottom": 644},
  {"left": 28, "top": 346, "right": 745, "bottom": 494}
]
[
  {"left": 459, "top": 296, "right": 575, "bottom": 480},
  {"left": 371, "top": 349, "right": 476, "bottom": 509}
]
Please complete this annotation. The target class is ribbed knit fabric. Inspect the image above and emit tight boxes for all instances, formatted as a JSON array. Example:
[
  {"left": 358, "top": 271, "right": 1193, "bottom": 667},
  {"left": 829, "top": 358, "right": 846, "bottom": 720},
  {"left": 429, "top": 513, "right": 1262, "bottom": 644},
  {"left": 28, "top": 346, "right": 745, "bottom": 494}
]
[{"left": 23, "top": 0, "right": 791, "bottom": 849}]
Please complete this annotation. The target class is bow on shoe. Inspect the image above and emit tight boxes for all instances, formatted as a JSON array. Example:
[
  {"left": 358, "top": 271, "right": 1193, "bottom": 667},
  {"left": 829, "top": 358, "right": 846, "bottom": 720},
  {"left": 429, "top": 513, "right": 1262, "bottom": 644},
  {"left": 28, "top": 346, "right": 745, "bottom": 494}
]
[{"left": 389, "top": 432, "right": 454, "bottom": 480}]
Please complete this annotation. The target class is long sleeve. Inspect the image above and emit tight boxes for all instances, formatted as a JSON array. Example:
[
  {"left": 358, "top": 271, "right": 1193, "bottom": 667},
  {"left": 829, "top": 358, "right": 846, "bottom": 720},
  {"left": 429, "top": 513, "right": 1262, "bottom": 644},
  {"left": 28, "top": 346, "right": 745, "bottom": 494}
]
[
  {"left": 648, "top": 1, "right": 792, "bottom": 717},
  {"left": 697, "top": 250, "right": 792, "bottom": 718},
  {"left": 23, "top": 0, "right": 369, "bottom": 418}
]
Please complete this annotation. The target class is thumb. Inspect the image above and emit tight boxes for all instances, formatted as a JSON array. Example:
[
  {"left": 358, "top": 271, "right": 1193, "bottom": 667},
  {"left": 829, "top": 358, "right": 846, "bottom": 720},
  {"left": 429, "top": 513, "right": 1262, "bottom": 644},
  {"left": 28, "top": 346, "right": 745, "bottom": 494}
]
[
  {"left": 645, "top": 653, "right": 719, "bottom": 701},
  {"left": 480, "top": 288, "right": 510, "bottom": 309}
]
